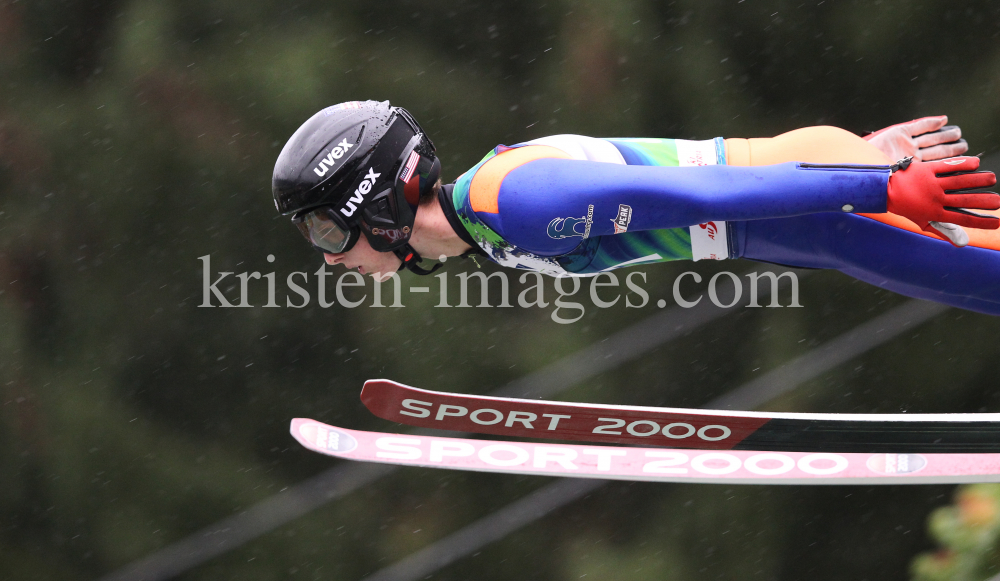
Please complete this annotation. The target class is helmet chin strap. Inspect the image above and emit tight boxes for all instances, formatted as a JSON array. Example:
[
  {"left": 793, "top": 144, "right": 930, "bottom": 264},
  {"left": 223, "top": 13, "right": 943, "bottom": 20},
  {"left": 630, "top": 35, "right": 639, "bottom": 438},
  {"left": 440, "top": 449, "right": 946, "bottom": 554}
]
[
  {"left": 391, "top": 173, "right": 445, "bottom": 275},
  {"left": 393, "top": 243, "right": 443, "bottom": 275}
]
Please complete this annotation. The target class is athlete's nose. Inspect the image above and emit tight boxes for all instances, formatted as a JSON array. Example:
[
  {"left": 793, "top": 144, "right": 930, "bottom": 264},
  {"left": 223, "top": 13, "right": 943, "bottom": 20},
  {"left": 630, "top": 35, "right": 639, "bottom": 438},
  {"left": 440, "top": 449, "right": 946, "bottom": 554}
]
[{"left": 324, "top": 253, "right": 343, "bottom": 265}]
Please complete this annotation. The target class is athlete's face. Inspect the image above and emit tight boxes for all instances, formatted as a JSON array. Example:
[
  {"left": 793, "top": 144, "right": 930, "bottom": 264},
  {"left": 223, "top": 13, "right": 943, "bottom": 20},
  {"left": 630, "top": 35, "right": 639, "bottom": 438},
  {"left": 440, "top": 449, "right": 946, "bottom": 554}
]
[{"left": 323, "top": 234, "right": 401, "bottom": 281}]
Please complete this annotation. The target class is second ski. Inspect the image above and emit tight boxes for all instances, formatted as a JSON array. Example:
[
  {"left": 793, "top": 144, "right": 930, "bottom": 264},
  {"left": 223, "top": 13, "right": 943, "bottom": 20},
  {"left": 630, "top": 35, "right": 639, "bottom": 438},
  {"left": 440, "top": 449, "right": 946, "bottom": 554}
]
[{"left": 361, "top": 379, "right": 1000, "bottom": 453}]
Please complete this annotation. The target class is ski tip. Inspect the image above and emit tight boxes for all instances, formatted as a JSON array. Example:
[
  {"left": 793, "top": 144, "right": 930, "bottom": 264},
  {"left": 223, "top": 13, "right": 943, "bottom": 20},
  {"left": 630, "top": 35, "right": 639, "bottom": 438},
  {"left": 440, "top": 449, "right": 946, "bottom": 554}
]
[
  {"left": 360, "top": 379, "right": 399, "bottom": 416},
  {"left": 363, "top": 378, "right": 406, "bottom": 389},
  {"left": 360, "top": 380, "right": 380, "bottom": 405},
  {"left": 289, "top": 418, "right": 309, "bottom": 434},
  {"left": 288, "top": 418, "right": 360, "bottom": 457},
  {"left": 361, "top": 378, "right": 410, "bottom": 403},
  {"left": 289, "top": 418, "right": 310, "bottom": 446}
]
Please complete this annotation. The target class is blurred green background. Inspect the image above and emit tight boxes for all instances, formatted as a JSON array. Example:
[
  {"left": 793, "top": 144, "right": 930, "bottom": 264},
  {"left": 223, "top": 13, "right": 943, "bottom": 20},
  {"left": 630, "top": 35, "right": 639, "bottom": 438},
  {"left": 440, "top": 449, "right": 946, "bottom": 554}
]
[{"left": 2, "top": 0, "right": 1000, "bottom": 579}]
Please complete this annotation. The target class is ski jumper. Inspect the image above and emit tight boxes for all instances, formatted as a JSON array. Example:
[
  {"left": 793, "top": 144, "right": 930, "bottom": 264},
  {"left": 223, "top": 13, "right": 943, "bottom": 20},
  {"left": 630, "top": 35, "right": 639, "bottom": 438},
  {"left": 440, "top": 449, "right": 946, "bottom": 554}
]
[{"left": 442, "top": 128, "right": 1000, "bottom": 315}]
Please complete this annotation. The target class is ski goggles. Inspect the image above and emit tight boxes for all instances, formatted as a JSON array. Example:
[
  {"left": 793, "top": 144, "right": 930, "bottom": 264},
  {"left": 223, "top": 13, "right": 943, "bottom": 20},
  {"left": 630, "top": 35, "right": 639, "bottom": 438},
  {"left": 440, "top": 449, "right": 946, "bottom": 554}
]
[
  {"left": 292, "top": 207, "right": 358, "bottom": 255},
  {"left": 291, "top": 147, "right": 418, "bottom": 255}
]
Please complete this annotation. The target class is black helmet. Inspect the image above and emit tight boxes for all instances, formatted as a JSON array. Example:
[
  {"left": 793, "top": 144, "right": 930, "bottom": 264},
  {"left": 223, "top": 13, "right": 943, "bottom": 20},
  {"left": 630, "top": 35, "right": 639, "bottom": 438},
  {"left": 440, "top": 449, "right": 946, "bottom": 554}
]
[{"left": 272, "top": 100, "right": 441, "bottom": 273}]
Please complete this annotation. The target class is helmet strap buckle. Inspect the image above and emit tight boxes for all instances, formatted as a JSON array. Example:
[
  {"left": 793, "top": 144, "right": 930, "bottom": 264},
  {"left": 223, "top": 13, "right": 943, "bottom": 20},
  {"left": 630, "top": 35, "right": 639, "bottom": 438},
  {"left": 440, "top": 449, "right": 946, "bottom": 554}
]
[{"left": 393, "top": 243, "right": 443, "bottom": 276}]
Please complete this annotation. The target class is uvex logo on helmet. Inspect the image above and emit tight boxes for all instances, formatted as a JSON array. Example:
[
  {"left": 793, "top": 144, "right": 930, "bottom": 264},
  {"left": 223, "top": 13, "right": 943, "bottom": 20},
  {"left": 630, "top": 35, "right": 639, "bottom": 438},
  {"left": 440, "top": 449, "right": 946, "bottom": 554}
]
[
  {"left": 313, "top": 139, "right": 354, "bottom": 177},
  {"left": 340, "top": 168, "right": 381, "bottom": 217}
]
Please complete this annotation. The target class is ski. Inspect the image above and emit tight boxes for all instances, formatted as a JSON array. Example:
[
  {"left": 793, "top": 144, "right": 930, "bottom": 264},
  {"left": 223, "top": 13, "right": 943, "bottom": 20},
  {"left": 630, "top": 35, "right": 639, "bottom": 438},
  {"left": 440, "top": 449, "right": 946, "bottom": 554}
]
[
  {"left": 290, "top": 418, "right": 1000, "bottom": 485},
  {"left": 361, "top": 379, "right": 1000, "bottom": 454}
]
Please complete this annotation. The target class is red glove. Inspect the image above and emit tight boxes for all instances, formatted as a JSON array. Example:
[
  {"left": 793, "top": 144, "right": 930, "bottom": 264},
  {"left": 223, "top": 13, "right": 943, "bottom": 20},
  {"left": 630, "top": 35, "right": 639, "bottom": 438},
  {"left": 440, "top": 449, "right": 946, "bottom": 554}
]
[{"left": 887, "top": 156, "right": 999, "bottom": 245}]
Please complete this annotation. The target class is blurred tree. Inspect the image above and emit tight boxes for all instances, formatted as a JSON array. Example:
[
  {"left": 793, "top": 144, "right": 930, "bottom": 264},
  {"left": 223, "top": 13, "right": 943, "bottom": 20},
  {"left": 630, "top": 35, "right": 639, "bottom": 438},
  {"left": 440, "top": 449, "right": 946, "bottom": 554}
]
[{"left": 913, "top": 484, "right": 1000, "bottom": 581}]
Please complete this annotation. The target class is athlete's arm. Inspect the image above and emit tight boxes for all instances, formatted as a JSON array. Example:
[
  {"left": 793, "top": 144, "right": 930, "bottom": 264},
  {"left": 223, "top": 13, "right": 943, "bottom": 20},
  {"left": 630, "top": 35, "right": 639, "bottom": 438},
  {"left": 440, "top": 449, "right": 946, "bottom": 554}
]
[
  {"left": 484, "top": 156, "right": 996, "bottom": 256},
  {"left": 519, "top": 157, "right": 884, "bottom": 222}
]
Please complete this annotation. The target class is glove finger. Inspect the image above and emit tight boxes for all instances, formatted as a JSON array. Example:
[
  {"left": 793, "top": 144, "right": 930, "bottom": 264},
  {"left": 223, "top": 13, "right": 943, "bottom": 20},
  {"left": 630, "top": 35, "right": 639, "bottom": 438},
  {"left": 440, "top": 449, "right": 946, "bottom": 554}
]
[
  {"left": 917, "top": 139, "right": 968, "bottom": 161},
  {"left": 930, "top": 156, "right": 981, "bottom": 174},
  {"left": 914, "top": 126, "right": 962, "bottom": 148},
  {"left": 956, "top": 208, "right": 999, "bottom": 219},
  {"left": 905, "top": 116, "right": 949, "bottom": 137},
  {"left": 942, "top": 192, "right": 1000, "bottom": 211},
  {"left": 927, "top": 221, "right": 969, "bottom": 247},
  {"left": 938, "top": 172, "right": 998, "bottom": 192},
  {"left": 941, "top": 209, "right": 1000, "bottom": 230}
]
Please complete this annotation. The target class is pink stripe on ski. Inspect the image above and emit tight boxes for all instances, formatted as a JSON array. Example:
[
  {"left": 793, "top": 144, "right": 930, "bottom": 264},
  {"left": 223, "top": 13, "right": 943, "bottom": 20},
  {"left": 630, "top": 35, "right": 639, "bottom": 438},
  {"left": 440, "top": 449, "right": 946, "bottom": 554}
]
[{"left": 290, "top": 419, "right": 1000, "bottom": 485}]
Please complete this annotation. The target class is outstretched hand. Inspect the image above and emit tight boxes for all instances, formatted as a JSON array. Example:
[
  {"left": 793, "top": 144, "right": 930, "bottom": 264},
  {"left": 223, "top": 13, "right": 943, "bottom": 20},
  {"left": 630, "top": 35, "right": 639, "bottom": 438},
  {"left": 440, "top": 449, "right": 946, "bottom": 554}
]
[
  {"left": 887, "top": 156, "right": 999, "bottom": 247},
  {"left": 865, "top": 116, "right": 969, "bottom": 162}
]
